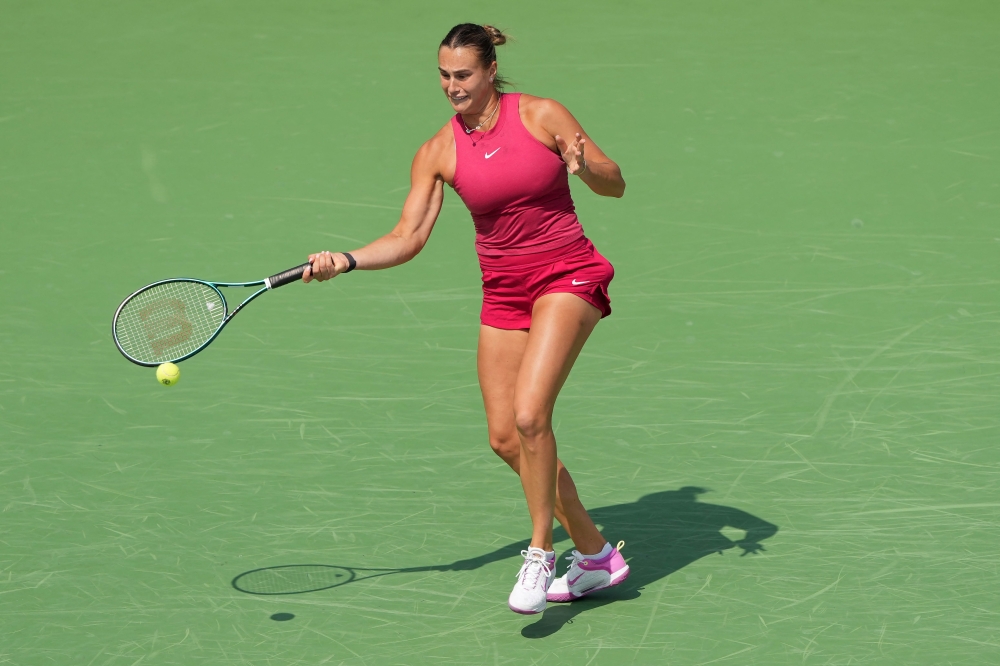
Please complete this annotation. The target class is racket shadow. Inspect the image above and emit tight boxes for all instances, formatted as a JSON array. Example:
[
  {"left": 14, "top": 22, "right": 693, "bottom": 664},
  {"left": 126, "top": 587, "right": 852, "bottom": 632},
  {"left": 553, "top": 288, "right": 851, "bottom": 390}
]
[
  {"left": 228, "top": 485, "right": 777, "bottom": 636},
  {"left": 231, "top": 563, "right": 447, "bottom": 596}
]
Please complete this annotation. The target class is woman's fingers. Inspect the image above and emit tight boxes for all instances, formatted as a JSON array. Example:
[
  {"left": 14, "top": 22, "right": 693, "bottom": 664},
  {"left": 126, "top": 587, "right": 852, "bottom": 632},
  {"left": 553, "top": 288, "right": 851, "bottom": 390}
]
[
  {"left": 555, "top": 134, "right": 583, "bottom": 170},
  {"left": 304, "top": 251, "right": 338, "bottom": 282},
  {"left": 318, "top": 251, "right": 334, "bottom": 281}
]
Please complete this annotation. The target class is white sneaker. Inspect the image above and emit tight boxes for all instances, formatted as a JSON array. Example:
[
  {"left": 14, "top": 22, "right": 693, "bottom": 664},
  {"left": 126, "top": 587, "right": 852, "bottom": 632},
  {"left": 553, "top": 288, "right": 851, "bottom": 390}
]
[{"left": 507, "top": 547, "right": 555, "bottom": 614}]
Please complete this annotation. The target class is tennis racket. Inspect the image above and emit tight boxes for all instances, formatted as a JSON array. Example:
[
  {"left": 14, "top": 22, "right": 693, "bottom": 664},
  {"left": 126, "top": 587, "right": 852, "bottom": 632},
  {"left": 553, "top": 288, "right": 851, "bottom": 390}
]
[
  {"left": 112, "top": 262, "right": 315, "bottom": 366},
  {"left": 231, "top": 563, "right": 448, "bottom": 595}
]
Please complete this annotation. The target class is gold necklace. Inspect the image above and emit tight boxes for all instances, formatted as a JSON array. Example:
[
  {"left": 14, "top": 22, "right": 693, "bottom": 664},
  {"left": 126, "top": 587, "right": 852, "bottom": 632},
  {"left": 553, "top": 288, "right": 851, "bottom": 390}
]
[{"left": 463, "top": 94, "right": 501, "bottom": 134}]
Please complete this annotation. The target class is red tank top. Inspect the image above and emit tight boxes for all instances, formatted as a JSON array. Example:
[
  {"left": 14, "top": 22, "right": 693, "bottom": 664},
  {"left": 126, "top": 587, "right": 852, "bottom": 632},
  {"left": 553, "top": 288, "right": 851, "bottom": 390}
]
[{"left": 451, "top": 93, "right": 584, "bottom": 257}]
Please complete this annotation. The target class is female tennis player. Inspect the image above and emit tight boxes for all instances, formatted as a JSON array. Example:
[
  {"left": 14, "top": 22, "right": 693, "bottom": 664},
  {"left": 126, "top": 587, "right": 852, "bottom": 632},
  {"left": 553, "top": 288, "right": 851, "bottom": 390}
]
[{"left": 304, "top": 23, "right": 628, "bottom": 615}]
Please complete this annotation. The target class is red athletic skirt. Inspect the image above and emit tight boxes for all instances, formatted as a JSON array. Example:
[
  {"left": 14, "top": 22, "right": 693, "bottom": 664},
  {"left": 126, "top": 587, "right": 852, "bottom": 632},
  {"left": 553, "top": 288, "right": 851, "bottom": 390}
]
[{"left": 478, "top": 237, "right": 614, "bottom": 330}]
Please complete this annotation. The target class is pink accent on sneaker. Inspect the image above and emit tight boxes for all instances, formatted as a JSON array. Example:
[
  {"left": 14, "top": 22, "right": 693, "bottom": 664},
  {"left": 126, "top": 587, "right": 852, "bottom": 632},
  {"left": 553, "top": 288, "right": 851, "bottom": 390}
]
[{"left": 547, "top": 542, "right": 630, "bottom": 603}]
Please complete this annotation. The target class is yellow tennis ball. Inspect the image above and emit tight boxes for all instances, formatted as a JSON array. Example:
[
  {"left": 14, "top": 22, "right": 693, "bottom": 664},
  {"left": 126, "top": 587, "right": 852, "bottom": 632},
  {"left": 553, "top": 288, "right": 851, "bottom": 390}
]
[{"left": 156, "top": 363, "right": 181, "bottom": 386}]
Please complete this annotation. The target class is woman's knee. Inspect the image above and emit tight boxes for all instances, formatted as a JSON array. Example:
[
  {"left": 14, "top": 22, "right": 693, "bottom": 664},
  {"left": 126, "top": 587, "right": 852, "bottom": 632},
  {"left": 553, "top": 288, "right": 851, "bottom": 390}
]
[
  {"left": 488, "top": 432, "right": 519, "bottom": 463},
  {"left": 513, "top": 405, "right": 552, "bottom": 442}
]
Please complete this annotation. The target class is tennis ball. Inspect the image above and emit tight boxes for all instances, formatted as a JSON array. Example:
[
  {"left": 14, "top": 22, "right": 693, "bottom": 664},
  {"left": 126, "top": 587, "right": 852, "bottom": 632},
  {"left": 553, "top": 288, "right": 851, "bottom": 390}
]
[{"left": 156, "top": 363, "right": 181, "bottom": 386}]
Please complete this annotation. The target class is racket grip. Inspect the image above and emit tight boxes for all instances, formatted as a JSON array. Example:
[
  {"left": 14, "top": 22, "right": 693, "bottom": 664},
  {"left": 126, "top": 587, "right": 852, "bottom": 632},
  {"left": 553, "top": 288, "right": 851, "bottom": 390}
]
[{"left": 267, "top": 263, "right": 312, "bottom": 289}]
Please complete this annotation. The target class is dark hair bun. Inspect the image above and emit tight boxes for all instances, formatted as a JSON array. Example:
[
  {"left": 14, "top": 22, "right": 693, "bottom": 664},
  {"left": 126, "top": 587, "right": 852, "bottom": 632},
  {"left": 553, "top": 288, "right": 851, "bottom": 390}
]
[{"left": 482, "top": 25, "right": 507, "bottom": 46}]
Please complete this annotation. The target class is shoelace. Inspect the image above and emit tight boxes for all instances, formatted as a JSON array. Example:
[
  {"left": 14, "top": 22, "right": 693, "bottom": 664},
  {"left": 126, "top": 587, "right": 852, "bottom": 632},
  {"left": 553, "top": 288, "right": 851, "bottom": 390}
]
[
  {"left": 564, "top": 550, "right": 586, "bottom": 574},
  {"left": 516, "top": 550, "right": 553, "bottom": 589}
]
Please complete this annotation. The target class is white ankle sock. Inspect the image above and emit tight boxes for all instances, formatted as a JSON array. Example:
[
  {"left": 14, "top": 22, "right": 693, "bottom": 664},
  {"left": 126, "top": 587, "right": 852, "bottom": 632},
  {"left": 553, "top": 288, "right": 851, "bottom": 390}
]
[{"left": 583, "top": 542, "right": 614, "bottom": 559}]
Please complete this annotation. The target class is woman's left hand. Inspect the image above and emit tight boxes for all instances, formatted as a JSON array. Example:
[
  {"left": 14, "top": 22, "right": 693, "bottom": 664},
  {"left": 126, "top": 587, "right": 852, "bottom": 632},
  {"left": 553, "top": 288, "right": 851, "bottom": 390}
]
[{"left": 555, "top": 132, "right": 587, "bottom": 176}]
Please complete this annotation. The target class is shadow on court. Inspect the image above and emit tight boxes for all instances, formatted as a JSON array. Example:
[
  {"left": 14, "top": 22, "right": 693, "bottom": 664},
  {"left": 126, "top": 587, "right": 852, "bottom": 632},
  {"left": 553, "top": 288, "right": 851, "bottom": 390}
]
[
  {"left": 518, "top": 486, "right": 778, "bottom": 638},
  {"left": 231, "top": 487, "right": 777, "bottom": 638}
]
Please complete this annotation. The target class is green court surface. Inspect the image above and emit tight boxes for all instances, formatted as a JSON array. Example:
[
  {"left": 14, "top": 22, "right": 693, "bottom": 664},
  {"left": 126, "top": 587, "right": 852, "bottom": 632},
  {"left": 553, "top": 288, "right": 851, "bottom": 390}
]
[{"left": 2, "top": 1, "right": 998, "bottom": 663}]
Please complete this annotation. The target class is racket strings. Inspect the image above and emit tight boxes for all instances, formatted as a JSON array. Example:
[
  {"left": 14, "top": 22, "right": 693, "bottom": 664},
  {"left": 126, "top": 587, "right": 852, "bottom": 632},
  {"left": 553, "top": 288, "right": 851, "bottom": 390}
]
[{"left": 115, "top": 281, "right": 225, "bottom": 363}]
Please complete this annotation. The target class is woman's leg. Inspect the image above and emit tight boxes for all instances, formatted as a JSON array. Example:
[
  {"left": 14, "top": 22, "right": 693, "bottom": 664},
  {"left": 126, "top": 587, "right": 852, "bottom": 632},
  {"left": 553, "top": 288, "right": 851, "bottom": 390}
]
[
  {"left": 515, "top": 293, "right": 604, "bottom": 551},
  {"left": 476, "top": 294, "right": 607, "bottom": 554}
]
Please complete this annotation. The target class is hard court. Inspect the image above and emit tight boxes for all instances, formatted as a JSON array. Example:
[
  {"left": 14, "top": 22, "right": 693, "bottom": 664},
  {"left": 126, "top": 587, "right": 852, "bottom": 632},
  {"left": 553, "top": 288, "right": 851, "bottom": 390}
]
[{"left": 1, "top": 1, "right": 998, "bottom": 664}]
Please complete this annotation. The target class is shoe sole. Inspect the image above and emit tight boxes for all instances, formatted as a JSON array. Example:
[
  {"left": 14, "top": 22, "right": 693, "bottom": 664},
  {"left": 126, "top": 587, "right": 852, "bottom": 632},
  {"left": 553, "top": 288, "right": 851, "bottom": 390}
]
[
  {"left": 508, "top": 601, "right": 544, "bottom": 615},
  {"left": 547, "top": 565, "right": 630, "bottom": 603}
]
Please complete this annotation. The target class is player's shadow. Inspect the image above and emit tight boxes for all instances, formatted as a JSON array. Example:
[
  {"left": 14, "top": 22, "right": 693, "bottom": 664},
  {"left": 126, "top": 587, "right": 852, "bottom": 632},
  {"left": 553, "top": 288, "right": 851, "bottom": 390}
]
[
  {"left": 230, "top": 486, "right": 776, "bottom": 639},
  {"left": 449, "top": 486, "right": 778, "bottom": 639}
]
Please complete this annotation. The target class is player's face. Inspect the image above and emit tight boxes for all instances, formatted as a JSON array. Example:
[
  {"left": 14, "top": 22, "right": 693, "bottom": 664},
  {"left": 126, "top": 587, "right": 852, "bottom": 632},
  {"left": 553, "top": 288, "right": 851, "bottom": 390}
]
[{"left": 438, "top": 46, "right": 497, "bottom": 114}]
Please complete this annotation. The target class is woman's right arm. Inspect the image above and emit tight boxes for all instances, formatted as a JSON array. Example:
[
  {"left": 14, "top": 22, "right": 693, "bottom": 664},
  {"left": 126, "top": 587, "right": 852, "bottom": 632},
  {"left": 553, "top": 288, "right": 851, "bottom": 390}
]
[{"left": 304, "top": 136, "right": 447, "bottom": 282}]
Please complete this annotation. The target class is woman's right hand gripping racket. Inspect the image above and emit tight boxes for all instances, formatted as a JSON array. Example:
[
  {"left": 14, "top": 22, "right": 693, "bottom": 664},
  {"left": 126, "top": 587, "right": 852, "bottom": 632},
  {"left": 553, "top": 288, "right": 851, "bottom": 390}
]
[{"left": 112, "top": 262, "right": 316, "bottom": 366}]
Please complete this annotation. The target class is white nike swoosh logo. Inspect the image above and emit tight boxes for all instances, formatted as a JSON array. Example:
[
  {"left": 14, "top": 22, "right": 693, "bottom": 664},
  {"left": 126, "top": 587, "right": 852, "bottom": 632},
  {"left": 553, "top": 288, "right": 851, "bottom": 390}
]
[
  {"left": 484, "top": 148, "right": 501, "bottom": 159},
  {"left": 572, "top": 279, "right": 591, "bottom": 286},
  {"left": 568, "top": 570, "right": 611, "bottom": 592}
]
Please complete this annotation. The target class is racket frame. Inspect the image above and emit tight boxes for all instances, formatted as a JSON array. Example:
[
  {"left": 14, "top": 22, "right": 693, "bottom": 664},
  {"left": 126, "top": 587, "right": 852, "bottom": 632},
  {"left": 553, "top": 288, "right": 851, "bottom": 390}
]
[{"left": 113, "top": 263, "right": 309, "bottom": 367}]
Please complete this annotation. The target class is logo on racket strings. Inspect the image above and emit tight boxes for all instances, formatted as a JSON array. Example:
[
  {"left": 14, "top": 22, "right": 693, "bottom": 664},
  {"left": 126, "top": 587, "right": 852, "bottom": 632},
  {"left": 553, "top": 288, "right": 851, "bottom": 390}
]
[{"left": 139, "top": 298, "right": 194, "bottom": 356}]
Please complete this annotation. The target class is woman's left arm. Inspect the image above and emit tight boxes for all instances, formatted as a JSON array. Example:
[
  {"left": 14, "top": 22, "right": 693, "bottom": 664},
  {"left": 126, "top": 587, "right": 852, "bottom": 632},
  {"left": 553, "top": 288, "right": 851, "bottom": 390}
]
[{"left": 529, "top": 98, "right": 626, "bottom": 198}]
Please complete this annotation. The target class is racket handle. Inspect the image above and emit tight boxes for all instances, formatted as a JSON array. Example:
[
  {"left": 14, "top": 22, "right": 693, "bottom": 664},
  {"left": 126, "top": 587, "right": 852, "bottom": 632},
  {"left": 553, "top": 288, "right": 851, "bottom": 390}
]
[{"left": 266, "top": 263, "right": 313, "bottom": 290}]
